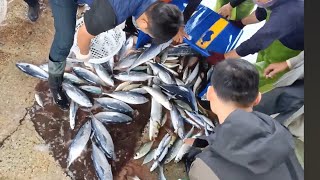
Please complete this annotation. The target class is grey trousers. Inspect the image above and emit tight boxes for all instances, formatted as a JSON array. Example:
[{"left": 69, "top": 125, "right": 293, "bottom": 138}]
[{"left": 254, "top": 80, "right": 304, "bottom": 124}]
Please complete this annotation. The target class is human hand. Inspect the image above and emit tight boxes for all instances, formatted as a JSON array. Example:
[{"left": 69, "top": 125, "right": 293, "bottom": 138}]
[
  {"left": 72, "top": 48, "right": 91, "bottom": 63},
  {"left": 264, "top": 61, "right": 289, "bottom": 78},
  {"left": 183, "top": 138, "right": 195, "bottom": 146},
  {"left": 218, "top": 3, "right": 233, "bottom": 19},
  {"left": 172, "top": 26, "right": 189, "bottom": 45}
]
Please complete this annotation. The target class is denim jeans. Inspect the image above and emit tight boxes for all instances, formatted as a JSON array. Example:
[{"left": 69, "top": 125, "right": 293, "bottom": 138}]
[{"left": 49, "top": 0, "right": 77, "bottom": 64}]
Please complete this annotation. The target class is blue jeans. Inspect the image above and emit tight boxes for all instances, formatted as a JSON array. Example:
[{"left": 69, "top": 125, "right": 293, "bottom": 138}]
[{"left": 49, "top": 0, "right": 77, "bottom": 63}]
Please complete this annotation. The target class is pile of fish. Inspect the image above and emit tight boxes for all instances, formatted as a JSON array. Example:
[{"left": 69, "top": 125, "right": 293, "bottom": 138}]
[{"left": 16, "top": 35, "right": 216, "bottom": 180}]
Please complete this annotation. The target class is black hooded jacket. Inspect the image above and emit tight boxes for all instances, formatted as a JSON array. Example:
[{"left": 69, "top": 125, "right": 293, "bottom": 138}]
[{"left": 192, "top": 109, "right": 304, "bottom": 180}]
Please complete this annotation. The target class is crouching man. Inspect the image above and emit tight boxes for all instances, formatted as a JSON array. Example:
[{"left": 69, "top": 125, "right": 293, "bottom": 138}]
[{"left": 184, "top": 59, "right": 303, "bottom": 180}]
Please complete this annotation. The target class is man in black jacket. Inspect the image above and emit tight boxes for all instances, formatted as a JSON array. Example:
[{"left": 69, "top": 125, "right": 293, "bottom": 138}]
[{"left": 184, "top": 59, "right": 303, "bottom": 180}]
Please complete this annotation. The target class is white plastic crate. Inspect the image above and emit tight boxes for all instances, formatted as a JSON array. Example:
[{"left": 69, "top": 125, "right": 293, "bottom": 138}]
[
  {"left": 0, "top": 0, "right": 7, "bottom": 24},
  {"left": 71, "top": 17, "right": 126, "bottom": 64}
]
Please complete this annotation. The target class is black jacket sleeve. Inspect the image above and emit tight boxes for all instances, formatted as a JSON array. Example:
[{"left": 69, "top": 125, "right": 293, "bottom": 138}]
[
  {"left": 229, "top": 0, "right": 246, "bottom": 8},
  {"left": 183, "top": 0, "right": 202, "bottom": 23},
  {"left": 235, "top": 10, "right": 294, "bottom": 56}
]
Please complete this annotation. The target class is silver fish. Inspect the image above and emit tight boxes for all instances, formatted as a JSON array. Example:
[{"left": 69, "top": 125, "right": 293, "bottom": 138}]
[
  {"left": 132, "top": 65, "right": 148, "bottom": 71},
  {"left": 16, "top": 62, "right": 48, "bottom": 80},
  {"left": 104, "top": 91, "right": 149, "bottom": 105},
  {"left": 115, "top": 52, "right": 141, "bottom": 70},
  {"left": 94, "top": 64, "right": 114, "bottom": 87},
  {"left": 129, "top": 87, "right": 148, "bottom": 95},
  {"left": 95, "top": 97, "right": 134, "bottom": 115},
  {"left": 67, "top": 120, "right": 91, "bottom": 168},
  {"left": 128, "top": 40, "right": 172, "bottom": 71},
  {"left": 184, "top": 110, "right": 205, "bottom": 127},
  {"left": 175, "top": 78, "right": 184, "bottom": 86},
  {"left": 142, "top": 85, "right": 172, "bottom": 110},
  {"left": 160, "top": 48, "right": 169, "bottom": 64},
  {"left": 174, "top": 99, "right": 193, "bottom": 112},
  {"left": 151, "top": 145, "right": 169, "bottom": 172},
  {"left": 204, "top": 123, "right": 209, "bottom": 136},
  {"left": 62, "top": 82, "right": 92, "bottom": 107},
  {"left": 178, "top": 56, "right": 186, "bottom": 73},
  {"left": 142, "top": 149, "right": 157, "bottom": 165},
  {"left": 79, "top": 85, "right": 102, "bottom": 94},
  {"left": 159, "top": 64, "right": 179, "bottom": 77},
  {"left": 114, "top": 72, "right": 154, "bottom": 82},
  {"left": 161, "top": 113, "right": 167, "bottom": 127},
  {"left": 69, "top": 101, "right": 78, "bottom": 130},
  {"left": 193, "top": 73, "right": 203, "bottom": 93},
  {"left": 149, "top": 95, "right": 163, "bottom": 141},
  {"left": 207, "top": 66, "right": 214, "bottom": 81},
  {"left": 174, "top": 143, "right": 192, "bottom": 163},
  {"left": 198, "top": 114, "right": 215, "bottom": 128},
  {"left": 95, "top": 111, "right": 132, "bottom": 124},
  {"left": 182, "top": 66, "right": 189, "bottom": 83},
  {"left": 147, "top": 66, "right": 153, "bottom": 87},
  {"left": 170, "top": 105, "right": 185, "bottom": 139},
  {"left": 147, "top": 62, "right": 176, "bottom": 85},
  {"left": 39, "top": 63, "right": 49, "bottom": 72},
  {"left": 163, "top": 126, "right": 195, "bottom": 164},
  {"left": 166, "top": 56, "right": 179, "bottom": 61},
  {"left": 154, "top": 134, "right": 171, "bottom": 160},
  {"left": 92, "top": 116, "right": 115, "bottom": 159},
  {"left": 177, "top": 107, "right": 201, "bottom": 129},
  {"left": 185, "top": 62, "right": 199, "bottom": 85},
  {"left": 134, "top": 141, "right": 154, "bottom": 160},
  {"left": 101, "top": 58, "right": 114, "bottom": 74},
  {"left": 158, "top": 144, "right": 169, "bottom": 162},
  {"left": 91, "top": 143, "right": 113, "bottom": 180},
  {"left": 163, "top": 63, "right": 180, "bottom": 69},
  {"left": 114, "top": 81, "right": 131, "bottom": 91},
  {"left": 150, "top": 161, "right": 160, "bottom": 172},
  {"left": 159, "top": 165, "right": 167, "bottom": 180},
  {"left": 119, "top": 36, "right": 134, "bottom": 60},
  {"left": 72, "top": 67, "right": 106, "bottom": 86},
  {"left": 122, "top": 83, "right": 142, "bottom": 91},
  {"left": 63, "top": 73, "right": 86, "bottom": 84},
  {"left": 35, "top": 93, "right": 44, "bottom": 107},
  {"left": 174, "top": 131, "right": 203, "bottom": 163}
]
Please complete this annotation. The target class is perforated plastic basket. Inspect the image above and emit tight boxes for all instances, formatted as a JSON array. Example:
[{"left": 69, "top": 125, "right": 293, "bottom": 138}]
[
  {"left": 0, "top": 0, "right": 7, "bottom": 24},
  {"left": 70, "top": 17, "right": 126, "bottom": 64}
]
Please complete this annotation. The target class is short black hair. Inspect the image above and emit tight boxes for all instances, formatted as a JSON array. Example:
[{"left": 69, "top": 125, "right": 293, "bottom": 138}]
[
  {"left": 145, "top": 2, "right": 184, "bottom": 44},
  {"left": 210, "top": 59, "right": 259, "bottom": 107}
]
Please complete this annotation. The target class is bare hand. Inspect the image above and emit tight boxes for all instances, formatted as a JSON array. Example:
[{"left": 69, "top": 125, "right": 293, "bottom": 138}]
[
  {"left": 264, "top": 61, "right": 289, "bottom": 78},
  {"left": 172, "top": 26, "right": 189, "bottom": 45},
  {"left": 218, "top": 3, "right": 233, "bottom": 19},
  {"left": 183, "top": 138, "right": 195, "bottom": 146}
]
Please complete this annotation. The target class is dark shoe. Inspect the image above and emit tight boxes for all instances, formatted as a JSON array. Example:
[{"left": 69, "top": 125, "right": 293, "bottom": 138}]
[
  {"left": 27, "top": 3, "right": 40, "bottom": 22},
  {"left": 48, "top": 73, "right": 69, "bottom": 110}
]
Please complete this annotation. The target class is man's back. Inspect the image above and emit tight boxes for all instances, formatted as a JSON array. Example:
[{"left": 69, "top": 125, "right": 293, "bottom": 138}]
[{"left": 195, "top": 109, "right": 304, "bottom": 180}]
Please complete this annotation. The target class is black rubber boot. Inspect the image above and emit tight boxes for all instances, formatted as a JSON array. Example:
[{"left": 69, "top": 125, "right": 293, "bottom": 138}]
[
  {"left": 48, "top": 73, "right": 69, "bottom": 110},
  {"left": 27, "top": 2, "right": 40, "bottom": 22},
  {"left": 48, "top": 59, "right": 69, "bottom": 110}
]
